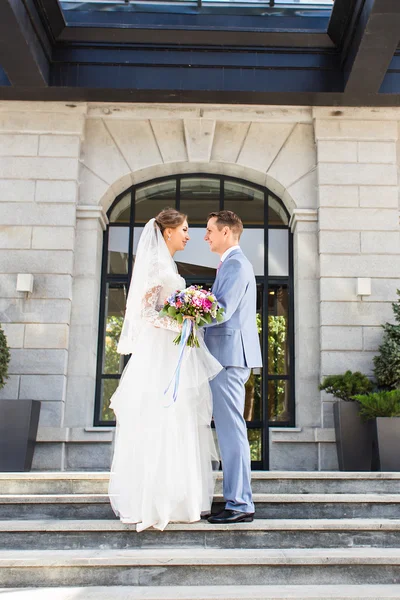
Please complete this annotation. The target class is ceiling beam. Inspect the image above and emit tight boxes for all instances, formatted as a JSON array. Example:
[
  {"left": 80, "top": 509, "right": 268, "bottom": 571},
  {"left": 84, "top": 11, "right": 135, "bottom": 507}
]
[
  {"left": 380, "top": 51, "right": 400, "bottom": 93},
  {"left": 33, "top": 0, "right": 65, "bottom": 41},
  {"left": 328, "top": 0, "right": 362, "bottom": 48},
  {"left": 1, "top": 85, "right": 400, "bottom": 107},
  {"left": 0, "top": 67, "right": 11, "bottom": 87},
  {"left": 0, "top": 0, "right": 49, "bottom": 87},
  {"left": 57, "top": 28, "right": 333, "bottom": 48},
  {"left": 343, "top": 0, "right": 400, "bottom": 94},
  {"left": 57, "top": 11, "right": 333, "bottom": 48},
  {"left": 50, "top": 46, "right": 342, "bottom": 96}
]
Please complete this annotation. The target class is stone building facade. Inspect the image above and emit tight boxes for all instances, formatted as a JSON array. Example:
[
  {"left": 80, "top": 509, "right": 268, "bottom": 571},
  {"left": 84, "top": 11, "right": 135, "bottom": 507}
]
[{"left": 0, "top": 101, "right": 399, "bottom": 471}]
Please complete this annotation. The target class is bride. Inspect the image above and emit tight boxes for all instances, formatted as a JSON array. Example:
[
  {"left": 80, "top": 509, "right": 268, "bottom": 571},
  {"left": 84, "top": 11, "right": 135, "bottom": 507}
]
[{"left": 108, "top": 208, "right": 222, "bottom": 532}]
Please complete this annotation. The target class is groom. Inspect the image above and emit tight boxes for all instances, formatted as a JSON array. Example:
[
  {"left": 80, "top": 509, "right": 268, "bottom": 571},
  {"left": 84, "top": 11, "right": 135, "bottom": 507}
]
[{"left": 204, "top": 210, "right": 262, "bottom": 524}]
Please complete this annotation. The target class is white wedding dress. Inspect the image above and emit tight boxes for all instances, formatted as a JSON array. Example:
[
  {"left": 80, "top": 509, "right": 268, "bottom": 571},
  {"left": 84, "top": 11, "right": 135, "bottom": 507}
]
[{"left": 108, "top": 221, "right": 222, "bottom": 532}]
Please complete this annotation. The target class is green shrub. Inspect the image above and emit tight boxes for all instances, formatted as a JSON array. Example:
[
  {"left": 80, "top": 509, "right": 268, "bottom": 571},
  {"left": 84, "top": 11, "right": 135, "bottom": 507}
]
[
  {"left": 319, "top": 370, "right": 373, "bottom": 402},
  {"left": 373, "top": 289, "right": 400, "bottom": 389},
  {"left": 0, "top": 324, "right": 10, "bottom": 390},
  {"left": 354, "top": 390, "right": 400, "bottom": 421}
]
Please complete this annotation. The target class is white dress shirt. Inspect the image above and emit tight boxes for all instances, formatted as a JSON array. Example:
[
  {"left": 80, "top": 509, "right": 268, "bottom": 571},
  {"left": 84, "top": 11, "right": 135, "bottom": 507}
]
[{"left": 220, "top": 245, "right": 240, "bottom": 263}]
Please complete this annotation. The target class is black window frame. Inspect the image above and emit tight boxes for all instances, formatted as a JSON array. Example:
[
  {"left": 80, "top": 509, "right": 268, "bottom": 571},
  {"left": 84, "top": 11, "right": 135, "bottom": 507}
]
[{"left": 94, "top": 173, "right": 294, "bottom": 470}]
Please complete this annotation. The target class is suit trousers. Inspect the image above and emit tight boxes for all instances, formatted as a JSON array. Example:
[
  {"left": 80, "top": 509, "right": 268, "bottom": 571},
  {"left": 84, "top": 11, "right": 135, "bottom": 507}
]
[{"left": 210, "top": 366, "right": 254, "bottom": 514}]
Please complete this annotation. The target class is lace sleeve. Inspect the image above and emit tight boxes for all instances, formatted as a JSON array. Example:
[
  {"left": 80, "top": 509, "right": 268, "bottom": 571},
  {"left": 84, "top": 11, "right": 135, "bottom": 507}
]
[{"left": 141, "top": 285, "right": 180, "bottom": 332}]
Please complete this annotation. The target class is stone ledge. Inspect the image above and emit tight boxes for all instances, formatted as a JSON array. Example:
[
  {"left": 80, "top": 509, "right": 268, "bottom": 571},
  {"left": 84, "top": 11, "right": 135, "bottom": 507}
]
[
  {"left": 0, "top": 584, "right": 399, "bottom": 600},
  {"left": 271, "top": 428, "right": 335, "bottom": 444},
  {"left": 2, "top": 518, "right": 400, "bottom": 533},
  {"left": 3, "top": 493, "right": 398, "bottom": 504},
  {"left": 36, "top": 427, "right": 114, "bottom": 443},
  {"left": 1, "top": 471, "right": 400, "bottom": 480},
  {"left": 35, "top": 427, "right": 335, "bottom": 445},
  {"left": 289, "top": 209, "right": 318, "bottom": 233},
  {"left": 76, "top": 205, "right": 108, "bottom": 231},
  {"left": 87, "top": 104, "right": 313, "bottom": 123},
  {"left": 85, "top": 427, "right": 114, "bottom": 433},
  {"left": 2, "top": 546, "right": 400, "bottom": 567},
  {"left": 313, "top": 107, "right": 400, "bottom": 121},
  {"left": 0, "top": 102, "right": 88, "bottom": 114}
]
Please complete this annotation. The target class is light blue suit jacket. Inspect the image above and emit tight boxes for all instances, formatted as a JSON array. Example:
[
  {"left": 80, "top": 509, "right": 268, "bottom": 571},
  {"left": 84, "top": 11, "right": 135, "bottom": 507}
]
[{"left": 204, "top": 249, "right": 262, "bottom": 368}]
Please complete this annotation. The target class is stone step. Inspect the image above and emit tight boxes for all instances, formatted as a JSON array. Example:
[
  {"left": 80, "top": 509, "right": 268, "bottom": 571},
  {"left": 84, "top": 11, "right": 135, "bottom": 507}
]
[
  {"left": 1, "top": 493, "right": 400, "bottom": 520},
  {"left": 2, "top": 586, "right": 400, "bottom": 600},
  {"left": 2, "top": 472, "right": 400, "bottom": 495},
  {"left": 1, "top": 518, "right": 400, "bottom": 550},
  {"left": 1, "top": 547, "right": 400, "bottom": 587}
]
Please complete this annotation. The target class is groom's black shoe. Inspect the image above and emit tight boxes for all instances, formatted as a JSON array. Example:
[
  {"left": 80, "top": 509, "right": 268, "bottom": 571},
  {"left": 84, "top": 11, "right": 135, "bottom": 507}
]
[{"left": 207, "top": 509, "right": 254, "bottom": 524}]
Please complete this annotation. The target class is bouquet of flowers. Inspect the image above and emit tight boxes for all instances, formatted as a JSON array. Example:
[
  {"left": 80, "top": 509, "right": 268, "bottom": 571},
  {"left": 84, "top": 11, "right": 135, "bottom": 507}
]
[{"left": 159, "top": 285, "right": 224, "bottom": 348}]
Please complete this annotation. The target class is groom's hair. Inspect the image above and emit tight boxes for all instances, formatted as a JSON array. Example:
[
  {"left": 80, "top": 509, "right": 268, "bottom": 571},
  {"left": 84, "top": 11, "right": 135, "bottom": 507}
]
[{"left": 208, "top": 210, "right": 243, "bottom": 239}]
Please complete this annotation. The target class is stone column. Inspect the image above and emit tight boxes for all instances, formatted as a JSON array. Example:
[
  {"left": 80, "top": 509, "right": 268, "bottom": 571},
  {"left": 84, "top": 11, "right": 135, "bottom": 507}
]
[
  {"left": 314, "top": 108, "right": 400, "bottom": 469},
  {"left": 291, "top": 209, "right": 321, "bottom": 425},
  {"left": 62, "top": 205, "right": 110, "bottom": 470},
  {"left": 59, "top": 205, "right": 107, "bottom": 470},
  {"left": 269, "top": 208, "right": 321, "bottom": 471}
]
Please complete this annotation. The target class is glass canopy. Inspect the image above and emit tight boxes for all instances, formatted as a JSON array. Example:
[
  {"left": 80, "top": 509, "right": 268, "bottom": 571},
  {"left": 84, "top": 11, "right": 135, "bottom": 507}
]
[{"left": 59, "top": 0, "right": 334, "bottom": 16}]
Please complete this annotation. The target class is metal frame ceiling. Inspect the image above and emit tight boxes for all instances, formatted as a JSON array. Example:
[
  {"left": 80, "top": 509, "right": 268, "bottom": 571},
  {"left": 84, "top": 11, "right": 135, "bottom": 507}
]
[{"left": 0, "top": 0, "right": 399, "bottom": 105}]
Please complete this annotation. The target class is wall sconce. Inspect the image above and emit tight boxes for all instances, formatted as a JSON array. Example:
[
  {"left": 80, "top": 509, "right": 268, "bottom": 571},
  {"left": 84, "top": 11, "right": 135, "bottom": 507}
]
[
  {"left": 16, "top": 274, "right": 34, "bottom": 295},
  {"left": 357, "top": 278, "right": 371, "bottom": 296}
]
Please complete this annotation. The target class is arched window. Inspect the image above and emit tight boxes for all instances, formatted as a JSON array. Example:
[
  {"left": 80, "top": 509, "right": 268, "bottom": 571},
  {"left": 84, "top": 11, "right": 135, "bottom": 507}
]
[{"left": 95, "top": 175, "right": 294, "bottom": 469}]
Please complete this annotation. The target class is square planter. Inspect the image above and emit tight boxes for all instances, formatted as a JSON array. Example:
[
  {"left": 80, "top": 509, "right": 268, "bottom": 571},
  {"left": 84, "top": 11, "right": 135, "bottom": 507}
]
[
  {"left": 333, "top": 401, "right": 373, "bottom": 471},
  {"left": 374, "top": 417, "right": 400, "bottom": 472},
  {"left": 0, "top": 400, "right": 41, "bottom": 472}
]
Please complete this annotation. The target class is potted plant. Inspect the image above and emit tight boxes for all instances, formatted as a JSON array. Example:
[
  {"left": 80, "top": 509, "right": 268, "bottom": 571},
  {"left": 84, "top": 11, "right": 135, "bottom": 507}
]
[
  {"left": 0, "top": 324, "right": 10, "bottom": 390},
  {"left": 354, "top": 390, "right": 400, "bottom": 472},
  {"left": 319, "top": 371, "right": 373, "bottom": 471},
  {"left": 0, "top": 324, "right": 41, "bottom": 472},
  {"left": 373, "top": 289, "right": 400, "bottom": 390},
  {"left": 351, "top": 292, "right": 400, "bottom": 472}
]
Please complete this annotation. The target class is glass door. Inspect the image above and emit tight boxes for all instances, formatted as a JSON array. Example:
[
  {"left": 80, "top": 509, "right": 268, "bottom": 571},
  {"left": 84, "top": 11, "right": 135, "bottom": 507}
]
[{"left": 95, "top": 174, "right": 294, "bottom": 470}]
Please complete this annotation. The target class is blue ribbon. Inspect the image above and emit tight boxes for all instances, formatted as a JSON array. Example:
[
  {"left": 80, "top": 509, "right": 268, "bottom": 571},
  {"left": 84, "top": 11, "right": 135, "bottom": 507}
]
[{"left": 164, "top": 318, "right": 192, "bottom": 405}]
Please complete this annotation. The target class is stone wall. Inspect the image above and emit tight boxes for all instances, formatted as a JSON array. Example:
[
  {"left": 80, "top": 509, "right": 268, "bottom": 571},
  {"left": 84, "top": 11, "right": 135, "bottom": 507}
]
[
  {"left": 0, "top": 102, "right": 399, "bottom": 471},
  {"left": 314, "top": 108, "right": 400, "bottom": 468},
  {"left": 0, "top": 103, "right": 84, "bottom": 468}
]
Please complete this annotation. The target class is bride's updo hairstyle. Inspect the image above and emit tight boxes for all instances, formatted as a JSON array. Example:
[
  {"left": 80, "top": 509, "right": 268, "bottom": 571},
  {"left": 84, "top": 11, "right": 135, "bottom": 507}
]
[{"left": 155, "top": 208, "right": 187, "bottom": 235}]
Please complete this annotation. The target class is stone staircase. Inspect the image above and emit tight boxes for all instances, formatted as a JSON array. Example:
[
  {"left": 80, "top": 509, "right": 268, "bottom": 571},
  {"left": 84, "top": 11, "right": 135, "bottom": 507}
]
[{"left": 0, "top": 471, "right": 400, "bottom": 599}]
